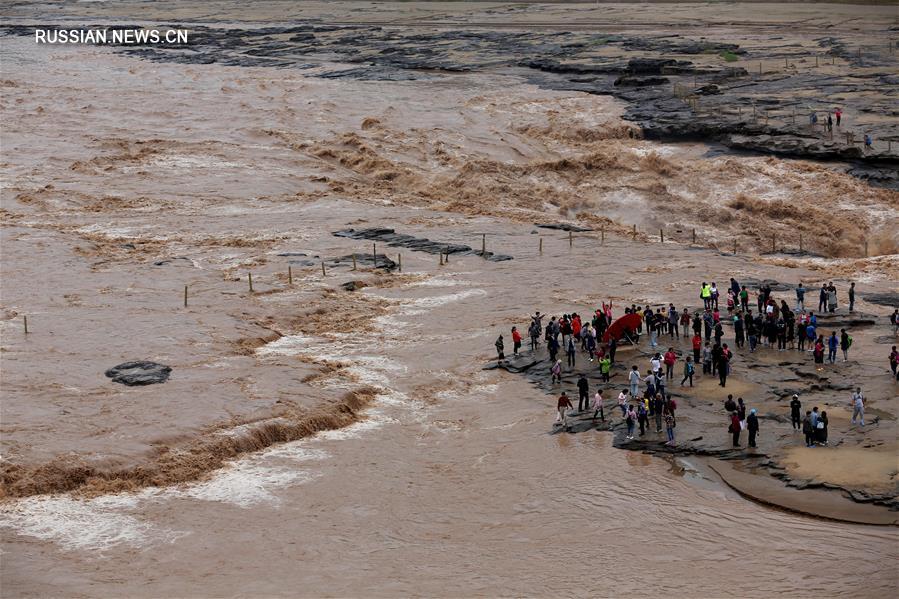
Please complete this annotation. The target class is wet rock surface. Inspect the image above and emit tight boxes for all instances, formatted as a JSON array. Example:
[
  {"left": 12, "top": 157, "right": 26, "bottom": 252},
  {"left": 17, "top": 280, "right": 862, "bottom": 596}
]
[
  {"left": 105, "top": 361, "right": 172, "bottom": 386},
  {"left": 333, "top": 227, "right": 513, "bottom": 261},
  {"left": 862, "top": 292, "right": 899, "bottom": 308},
  {"left": 487, "top": 317, "right": 899, "bottom": 517},
  {"left": 2, "top": 23, "right": 895, "bottom": 183},
  {"left": 534, "top": 223, "right": 592, "bottom": 232}
]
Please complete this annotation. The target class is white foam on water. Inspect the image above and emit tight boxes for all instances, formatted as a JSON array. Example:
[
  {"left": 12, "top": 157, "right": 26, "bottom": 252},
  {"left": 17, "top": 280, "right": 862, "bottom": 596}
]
[
  {"left": 400, "top": 288, "right": 487, "bottom": 315},
  {"left": 75, "top": 223, "right": 147, "bottom": 239},
  {"left": 149, "top": 154, "right": 242, "bottom": 170},
  {"left": 260, "top": 445, "right": 330, "bottom": 462},
  {"left": 175, "top": 462, "right": 317, "bottom": 509},
  {"left": 403, "top": 275, "right": 472, "bottom": 288},
  {"left": 255, "top": 334, "right": 317, "bottom": 357},
  {"left": 315, "top": 413, "right": 396, "bottom": 441},
  {"left": 0, "top": 494, "right": 181, "bottom": 553}
]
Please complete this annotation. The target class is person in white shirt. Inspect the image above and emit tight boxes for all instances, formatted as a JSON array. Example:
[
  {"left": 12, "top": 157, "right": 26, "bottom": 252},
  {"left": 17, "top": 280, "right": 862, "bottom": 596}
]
[
  {"left": 617, "top": 390, "right": 629, "bottom": 417},
  {"left": 592, "top": 390, "right": 605, "bottom": 421},
  {"left": 628, "top": 367, "right": 640, "bottom": 397},
  {"left": 850, "top": 388, "right": 865, "bottom": 426}
]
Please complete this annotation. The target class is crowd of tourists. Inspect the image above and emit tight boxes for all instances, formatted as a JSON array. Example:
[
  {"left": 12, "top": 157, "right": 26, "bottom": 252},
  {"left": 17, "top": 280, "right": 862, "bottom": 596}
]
[{"left": 493, "top": 278, "right": 894, "bottom": 448}]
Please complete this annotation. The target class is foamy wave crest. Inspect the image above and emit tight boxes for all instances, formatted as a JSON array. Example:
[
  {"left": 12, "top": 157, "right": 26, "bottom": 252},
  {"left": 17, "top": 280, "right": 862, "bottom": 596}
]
[{"left": 0, "top": 494, "right": 183, "bottom": 553}]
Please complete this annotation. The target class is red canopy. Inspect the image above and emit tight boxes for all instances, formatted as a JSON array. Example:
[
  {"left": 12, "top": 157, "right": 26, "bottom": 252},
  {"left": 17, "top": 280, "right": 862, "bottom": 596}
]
[{"left": 603, "top": 313, "right": 643, "bottom": 344}]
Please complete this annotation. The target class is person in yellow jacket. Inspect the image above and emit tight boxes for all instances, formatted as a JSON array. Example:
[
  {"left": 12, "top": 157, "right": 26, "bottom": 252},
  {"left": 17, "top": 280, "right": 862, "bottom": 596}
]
[{"left": 700, "top": 282, "right": 713, "bottom": 309}]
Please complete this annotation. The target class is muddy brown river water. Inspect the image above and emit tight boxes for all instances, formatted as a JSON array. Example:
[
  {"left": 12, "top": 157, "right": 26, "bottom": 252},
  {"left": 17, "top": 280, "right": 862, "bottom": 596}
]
[{"left": 1, "top": 2, "right": 898, "bottom": 597}]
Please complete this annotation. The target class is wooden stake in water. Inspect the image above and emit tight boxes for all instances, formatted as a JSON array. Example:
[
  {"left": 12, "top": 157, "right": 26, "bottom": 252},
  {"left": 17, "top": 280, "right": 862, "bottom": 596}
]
[
  {"left": 539, "top": 237, "right": 543, "bottom": 254},
  {"left": 321, "top": 261, "right": 326, "bottom": 277},
  {"left": 815, "top": 55, "right": 819, "bottom": 67},
  {"left": 352, "top": 254, "right": 357, "bottom": 270},
  {"left": 248, "top": 272, "right": 254, "bottom": 293},
  {"left": 398, "top": 253, "right": 402, "bottom": 272},
  {"left": 444, "top": 247, "right": 449, "bottom": 263},
  {"left": 692, "top": 228, "right": 696, "bottom": 244},
  {"left": 440, "top": 252, "right": 444, "bottom": 266},
  {"left": 23, "top": 315, "right": 28, "bottom": 335},
  {"left": 569, "top": 230, "right": 573, "bottom": 248},
  {"left": 481, "top": 233, "right": 486, "bottom": 255},
  {"left": 660, "top": 229, "right": 664, "bottom": 243},
  {"left": 372, "top": 243, "right": 377, "bottom": 268},
  {"left": 799, "top": 233, "right": 803, "bottom": 253},
  {"left": 772, "top": 234, "right": 776, "bottom": 253},
  {"left": 632, "top": 224, "right": 637, "bottom": 240},
  {"left": 288, "top": 265, "right": 293, "bottom": 284},
  {"left": 184, "top": 285, "right": 188, "bottom": 307},
  {"left": 733, "top": 240, "right": 737, "bottom": 255}
]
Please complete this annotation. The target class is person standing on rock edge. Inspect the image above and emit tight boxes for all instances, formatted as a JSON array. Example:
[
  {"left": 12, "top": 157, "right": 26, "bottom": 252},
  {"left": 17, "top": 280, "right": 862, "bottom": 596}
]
[
  {"left": 551, "top": 359, "right": 562, "bottom": 384},
  {"left": 663, "top": 347, "right": 677, "bottom": 380},
  {"left": 618, "top": 389, "right": 629, "bottom": 417},
  {"left": 840, "top": 328, "right": 852, "bottom": 361},
  {"left": 747, "top": 409, "right": 759, "bottom": 448},
  {"left": 681, "top": 307, "right": 691, "bottom": 335},
  {"left": 664, "top": 409, "right": 676, "bottom": 446},
  {"left": 681, "top": 356, "right": 695, "bottom": 387},
  {"left": 577, "top": 374, "right": 590, "bottom": 412},
  {"left": 593, "top": 389, "right": 605, "bottom": 422},
  {"left": 802, "top": 411, "right": 815, "bottom": 447},
  {"left": 835, "top": 107, "right": 842, "bottom": 127},
  {"left": 701, "top": 282, "right": 712, "bottom": 310},
  {"left": 729, "top": 410, "right": 741, "bottom": 447},
  {"left": 827, "top": 331, "right": 839, "bottom": 364},
  {"left": 637, "top": 402, "right": 649, "bottom": 436},
  {"left": 692, "top": 332, "right": 702, "bottom": 364},
  {"left": 653, "top": 393, "right": 665, "bottom": 433},
  {"left": 795, "top": 282, "right": 806, "bottom": 312},
  {"left": 796, "top": 314, "right": 807, "bottom": 352},
  {"left": 818, "top": 410, "right": 829, "bottom": 446},
  {"left": 495, "top": 334, "right": 505, "bottom": 361},
  {"left": 609, "top": 336, "right": 618, "bottom": 364},
  {"left": 599, "top": 354, "right": 612, "bottom": 382},
  {"left": 851, "top": 388, "right": 865, "bottom": 426},
  {"left": 790, "top": 394, "right": 802, "bottom": 431},
  {"left": 625, "top": 404, "right": 637, "bottom": 440},
  {"left": 629, "top": 365, "right": 640, "bottom": 397},
  {"left": 511, "top": 326, "right": 522, "bottom": 357},
  {"left": 548, "top": 335, "right": 560, "bottom": 364},
  {"left": 528, "top": 320, "right": 540, "bottom": 352},
  {"left": 557, "top": 391, "right": 573, "bottom": 430},
  {"left": 717, "top": 346, "right": 730, "bottom": 387},
  {"left": 818, "top": 285, "right": 827, "bottom": 313},
  {"left": 890, "top": 346, "right": 899, "bottom": 381},
  {"left": 566, "top": 336, "right": 576, "bottom": 369}
]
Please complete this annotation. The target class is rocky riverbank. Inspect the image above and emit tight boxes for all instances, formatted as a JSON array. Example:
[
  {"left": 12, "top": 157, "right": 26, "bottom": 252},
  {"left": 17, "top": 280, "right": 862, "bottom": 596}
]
[
  {"left": 4, "top": 5, "right": 896, "bottom": 184},
  {"left": 488, "top": 303, "right": 899, "bottom": 524}
]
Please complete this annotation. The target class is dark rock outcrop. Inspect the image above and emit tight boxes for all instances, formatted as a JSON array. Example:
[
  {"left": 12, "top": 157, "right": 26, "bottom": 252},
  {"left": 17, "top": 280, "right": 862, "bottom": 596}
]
[
  {"left": 105, "top": 361, "right": 172, "bottom": 386},
  {"left": 333, "top": 227, "right": 513, "bottom": 261}
]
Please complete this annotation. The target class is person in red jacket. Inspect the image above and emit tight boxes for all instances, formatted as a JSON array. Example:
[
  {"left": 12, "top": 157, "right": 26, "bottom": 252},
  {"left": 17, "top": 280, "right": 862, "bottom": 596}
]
[
  {"left": 663, "top": 347, "right": 677, "bottom": 380},
  {"left": 511, "top": 326, "right": 522, "bottom": 356},
  {"left": 692, "top": 333, "right": 702, "bottom": 364},
  {"left": 729, "top": 410, "right": 741, "bottom": 447},
  {"left": 572, "top": 314, "right": 582, "bottom": 341}
]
